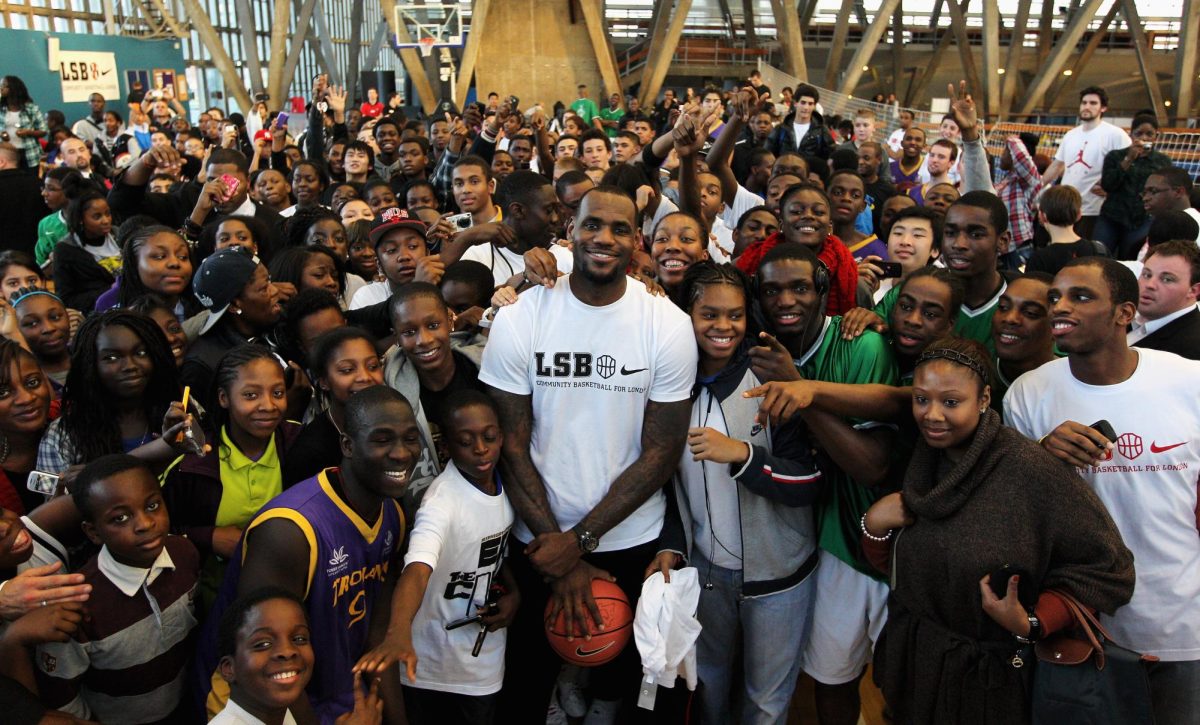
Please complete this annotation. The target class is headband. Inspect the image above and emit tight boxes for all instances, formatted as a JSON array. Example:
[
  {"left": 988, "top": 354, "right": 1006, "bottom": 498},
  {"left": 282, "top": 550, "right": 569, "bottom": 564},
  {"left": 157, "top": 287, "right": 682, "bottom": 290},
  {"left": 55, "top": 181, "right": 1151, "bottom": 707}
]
[
  {"left": 915, "top": 347, "right": 988, "bottom": 385},
  {"left": 9, "top": 288, "right": 61, "bottom": 307}
]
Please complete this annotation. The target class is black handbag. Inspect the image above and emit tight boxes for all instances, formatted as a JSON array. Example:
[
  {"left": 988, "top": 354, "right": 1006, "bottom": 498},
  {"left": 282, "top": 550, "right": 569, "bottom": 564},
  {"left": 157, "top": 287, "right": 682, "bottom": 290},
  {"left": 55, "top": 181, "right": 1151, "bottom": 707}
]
[{"left": 1030, "top": 589, "right": 1157, "bottom": 725}]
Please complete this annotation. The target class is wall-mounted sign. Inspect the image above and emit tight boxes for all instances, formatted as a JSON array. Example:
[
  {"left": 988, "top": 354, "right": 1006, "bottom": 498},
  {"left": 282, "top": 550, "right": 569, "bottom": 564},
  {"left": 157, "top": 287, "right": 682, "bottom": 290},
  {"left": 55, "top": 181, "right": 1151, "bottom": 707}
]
[{"left": 58, "top": 50, "right": 120, "bottom": 102}]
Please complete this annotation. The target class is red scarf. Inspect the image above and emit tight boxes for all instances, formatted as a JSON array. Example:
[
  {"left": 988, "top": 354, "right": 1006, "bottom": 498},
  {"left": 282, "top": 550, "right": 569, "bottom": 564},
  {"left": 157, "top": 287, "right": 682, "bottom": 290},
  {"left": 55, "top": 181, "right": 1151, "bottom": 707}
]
[{"left": 735, "top": 232, "right": 859, "bottom": 316}]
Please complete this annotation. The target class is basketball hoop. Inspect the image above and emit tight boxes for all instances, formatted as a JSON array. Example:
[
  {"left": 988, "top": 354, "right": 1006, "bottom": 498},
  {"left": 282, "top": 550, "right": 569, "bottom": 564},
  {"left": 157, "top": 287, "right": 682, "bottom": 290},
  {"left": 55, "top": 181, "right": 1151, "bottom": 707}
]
[{"left": 417, "top": 36, "right": 436, "bottom": 57}]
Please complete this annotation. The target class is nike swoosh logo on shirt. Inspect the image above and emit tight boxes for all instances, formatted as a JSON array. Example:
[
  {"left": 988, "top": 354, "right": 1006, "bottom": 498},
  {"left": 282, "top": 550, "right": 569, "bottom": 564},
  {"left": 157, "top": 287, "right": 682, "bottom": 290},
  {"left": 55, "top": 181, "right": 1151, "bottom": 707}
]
[
  {"left": 1149, "top": 441, "right": 1186, "bottom": 453},
  {"left": 620, "top": 366, "right": 647, "bottom": 375}
]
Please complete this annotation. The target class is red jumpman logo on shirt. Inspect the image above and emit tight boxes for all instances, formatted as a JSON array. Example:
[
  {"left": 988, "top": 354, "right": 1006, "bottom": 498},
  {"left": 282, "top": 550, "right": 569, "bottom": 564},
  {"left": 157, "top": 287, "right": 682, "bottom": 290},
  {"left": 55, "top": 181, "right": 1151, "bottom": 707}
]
[{"left": 1066, "top": 143, "right": 1092, "bottom": 171}]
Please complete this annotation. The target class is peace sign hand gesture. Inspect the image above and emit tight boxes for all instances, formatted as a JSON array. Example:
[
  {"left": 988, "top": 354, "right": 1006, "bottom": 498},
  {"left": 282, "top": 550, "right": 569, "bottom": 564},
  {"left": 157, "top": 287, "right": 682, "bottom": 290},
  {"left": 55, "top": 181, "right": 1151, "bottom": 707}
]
[{"left": 947, "top": 80, "right": 980, "bottom": 142}]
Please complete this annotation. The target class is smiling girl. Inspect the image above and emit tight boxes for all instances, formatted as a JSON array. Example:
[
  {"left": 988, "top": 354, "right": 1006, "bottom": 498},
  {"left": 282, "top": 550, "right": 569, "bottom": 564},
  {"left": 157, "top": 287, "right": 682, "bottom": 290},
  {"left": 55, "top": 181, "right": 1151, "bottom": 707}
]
[
  {"left": 648, "top": 260, "right": 823, "bottom": 723},
  {"left": 862, "top": 337, "right": 1134, "bottom": 724},
  {"left": 736, "top": 184, "right": 860, "bottom": 315},
  {"left": 281, "top": 327, "right": 384, "bottom": 487},
  {"left": 163, "top": 345, "right": 299, "bottom": 604},
  {"left": 36, "top": 310, "right": 195, "bottom": 475}
]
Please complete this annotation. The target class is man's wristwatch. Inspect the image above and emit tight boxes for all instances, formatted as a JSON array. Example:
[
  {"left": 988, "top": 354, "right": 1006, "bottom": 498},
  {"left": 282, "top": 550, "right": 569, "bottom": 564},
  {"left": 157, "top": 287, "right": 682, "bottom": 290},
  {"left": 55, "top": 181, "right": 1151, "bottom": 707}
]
[
  {"left": 1014, "top": 610, "right": 1042, "bottom": 644},
  {"left": 572, "top": 526, "right": 599, "bottom": 553}
]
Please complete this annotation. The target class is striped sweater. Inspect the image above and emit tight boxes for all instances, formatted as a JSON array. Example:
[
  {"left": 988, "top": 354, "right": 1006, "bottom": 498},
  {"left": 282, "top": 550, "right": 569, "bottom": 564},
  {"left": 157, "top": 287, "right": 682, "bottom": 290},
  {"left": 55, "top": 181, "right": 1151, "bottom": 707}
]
[{"left": 35, "top": 536, "right": 199, "bottom": 723}]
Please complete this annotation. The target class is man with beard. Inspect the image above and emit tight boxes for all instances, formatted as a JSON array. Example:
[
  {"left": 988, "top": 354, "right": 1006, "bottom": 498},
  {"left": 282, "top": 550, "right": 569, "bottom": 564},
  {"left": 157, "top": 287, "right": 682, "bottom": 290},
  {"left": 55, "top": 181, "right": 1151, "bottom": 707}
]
[
  {"left": 480, "top": 186, "right": 695, "bottom": 723},
  {"left": 1039, "top": 86, "right": 1131, "bottom": 239}
]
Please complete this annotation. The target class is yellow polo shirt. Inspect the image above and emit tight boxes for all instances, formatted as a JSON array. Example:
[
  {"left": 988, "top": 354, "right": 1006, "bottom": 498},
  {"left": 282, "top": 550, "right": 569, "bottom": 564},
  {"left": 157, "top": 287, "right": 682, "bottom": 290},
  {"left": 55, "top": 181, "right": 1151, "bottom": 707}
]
[{"left": 214, "top": 428, "right": 283, "bottom": 529}]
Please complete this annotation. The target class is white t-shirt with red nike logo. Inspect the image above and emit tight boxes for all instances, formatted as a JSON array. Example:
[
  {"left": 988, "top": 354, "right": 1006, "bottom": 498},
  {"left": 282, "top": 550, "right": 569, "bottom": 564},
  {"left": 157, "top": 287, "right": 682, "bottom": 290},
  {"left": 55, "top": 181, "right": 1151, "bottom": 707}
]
[{"left": 1004, "top": 348, "right": 1200, "bottom": 661}]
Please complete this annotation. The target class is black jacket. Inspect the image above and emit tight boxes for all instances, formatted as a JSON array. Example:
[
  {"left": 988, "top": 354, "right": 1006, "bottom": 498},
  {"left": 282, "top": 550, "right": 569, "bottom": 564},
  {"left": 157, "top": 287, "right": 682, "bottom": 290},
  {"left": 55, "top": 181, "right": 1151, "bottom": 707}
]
[
  {"left": 1133, "top": 307, "right": 1200, "bottom": 361},
  {"left": 108, "top": 178, "right": 284, "bottom": 256},
  {"left": 0, "top": 167, "right": 49, "bottom": 256},
  {"left": 52, "top": 239, "right": 115, "bottom": 312},
  {"left": 767, "top": 109, "right": 835, "bottom": 161}
]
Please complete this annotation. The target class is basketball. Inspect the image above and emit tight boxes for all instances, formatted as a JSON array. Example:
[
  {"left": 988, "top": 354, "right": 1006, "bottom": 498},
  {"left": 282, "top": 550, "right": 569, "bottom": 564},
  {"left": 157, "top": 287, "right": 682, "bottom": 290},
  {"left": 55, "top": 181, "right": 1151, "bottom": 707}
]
[{"left": 544, "top": 578, "right": 633, "bottom": 667}]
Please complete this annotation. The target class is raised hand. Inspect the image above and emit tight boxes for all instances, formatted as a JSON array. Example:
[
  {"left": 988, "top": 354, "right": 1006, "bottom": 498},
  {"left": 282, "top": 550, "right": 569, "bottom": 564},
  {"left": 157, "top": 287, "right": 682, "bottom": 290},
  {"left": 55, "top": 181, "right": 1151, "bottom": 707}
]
[
  {"left": 947, "top": 81, "right": 980, "bottom": 142},
  {"left": 326, "top": 85, "right": 347, "bottom": 115}
]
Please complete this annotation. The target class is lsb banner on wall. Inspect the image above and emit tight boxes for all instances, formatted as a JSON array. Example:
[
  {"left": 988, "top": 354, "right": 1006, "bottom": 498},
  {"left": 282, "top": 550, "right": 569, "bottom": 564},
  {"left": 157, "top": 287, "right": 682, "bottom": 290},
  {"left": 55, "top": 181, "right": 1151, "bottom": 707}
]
[{"left": 58, "top": 51, "right": 120, "bottom": 102}]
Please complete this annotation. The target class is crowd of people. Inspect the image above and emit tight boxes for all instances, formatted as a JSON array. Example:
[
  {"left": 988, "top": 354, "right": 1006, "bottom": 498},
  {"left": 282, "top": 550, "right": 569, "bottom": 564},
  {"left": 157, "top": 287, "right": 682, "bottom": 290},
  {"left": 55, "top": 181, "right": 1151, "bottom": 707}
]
[{"left": 0, "top": 63, "right": 1197, "bottom": 725}]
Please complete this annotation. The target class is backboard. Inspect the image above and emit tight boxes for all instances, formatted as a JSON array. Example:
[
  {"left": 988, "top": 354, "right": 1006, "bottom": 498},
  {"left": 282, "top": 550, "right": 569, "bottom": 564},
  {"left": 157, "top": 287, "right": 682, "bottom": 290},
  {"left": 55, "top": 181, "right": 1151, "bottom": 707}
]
[{"left": 395, "top": 3, "right": 463, "bottom": 57}]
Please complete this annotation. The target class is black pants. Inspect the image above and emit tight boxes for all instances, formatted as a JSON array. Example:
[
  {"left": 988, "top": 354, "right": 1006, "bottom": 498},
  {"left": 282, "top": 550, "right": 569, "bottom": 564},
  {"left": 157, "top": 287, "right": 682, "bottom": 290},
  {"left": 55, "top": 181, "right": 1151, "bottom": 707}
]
[
  {"left": 496, "top": 539, "right": 661, "bottom": 723},
  {"left": 402, "top": 685, "right": 497, "bottom": 725}
]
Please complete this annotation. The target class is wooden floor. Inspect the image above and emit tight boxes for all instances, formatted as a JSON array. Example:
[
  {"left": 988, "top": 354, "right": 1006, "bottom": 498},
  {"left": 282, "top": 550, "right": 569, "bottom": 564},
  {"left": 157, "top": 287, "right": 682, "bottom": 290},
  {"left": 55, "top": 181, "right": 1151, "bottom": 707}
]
[{"left": 788, "top": 668, "right": 888, "bottom": 725}]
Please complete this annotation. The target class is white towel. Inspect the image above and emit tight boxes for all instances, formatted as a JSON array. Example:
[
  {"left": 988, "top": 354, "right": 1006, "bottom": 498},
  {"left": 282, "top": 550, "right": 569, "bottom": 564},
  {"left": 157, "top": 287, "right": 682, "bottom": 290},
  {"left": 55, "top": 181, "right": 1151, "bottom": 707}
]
[{"left": 634, "top": 567, "right": 702, "bottom": 701}]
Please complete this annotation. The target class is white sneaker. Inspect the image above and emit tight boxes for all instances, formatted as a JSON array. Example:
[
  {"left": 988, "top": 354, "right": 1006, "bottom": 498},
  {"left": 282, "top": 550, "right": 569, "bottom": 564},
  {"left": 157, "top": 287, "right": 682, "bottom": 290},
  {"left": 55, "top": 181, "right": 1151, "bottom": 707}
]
[
  {"left": 557, "top": 672, "right": 588, "bottom": 718},
  {"left": 582, "top": 698, "right": 621, "bottom": 725}
]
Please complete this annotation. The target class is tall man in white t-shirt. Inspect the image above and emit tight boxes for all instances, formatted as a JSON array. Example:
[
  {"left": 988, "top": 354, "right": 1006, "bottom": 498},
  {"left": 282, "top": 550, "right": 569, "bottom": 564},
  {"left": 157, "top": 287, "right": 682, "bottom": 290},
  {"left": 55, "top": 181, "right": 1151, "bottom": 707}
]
[
  {"left": 1005, "top": 257, "right": 1200, "bottom": 725},
  {"left": 1040, "top": 86, "right": 1131, "bottom": 240},
  {"left": 480, "top": 186, "right": 697, "bottom": 723}
]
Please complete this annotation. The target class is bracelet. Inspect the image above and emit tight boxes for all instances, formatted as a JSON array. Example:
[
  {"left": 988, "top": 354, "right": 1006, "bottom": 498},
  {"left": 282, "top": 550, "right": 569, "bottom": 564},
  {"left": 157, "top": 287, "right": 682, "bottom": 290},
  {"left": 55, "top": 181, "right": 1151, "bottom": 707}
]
[{"left": 860, "top": 513, "right": 892, "bottom": 542}]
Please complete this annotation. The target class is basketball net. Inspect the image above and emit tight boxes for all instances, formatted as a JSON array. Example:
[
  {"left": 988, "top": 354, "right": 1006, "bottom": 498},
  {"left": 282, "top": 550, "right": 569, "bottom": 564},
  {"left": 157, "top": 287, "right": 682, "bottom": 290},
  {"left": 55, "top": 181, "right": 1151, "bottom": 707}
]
[{"left": 417, "top": 36, "right": 436, "bottom": 57}]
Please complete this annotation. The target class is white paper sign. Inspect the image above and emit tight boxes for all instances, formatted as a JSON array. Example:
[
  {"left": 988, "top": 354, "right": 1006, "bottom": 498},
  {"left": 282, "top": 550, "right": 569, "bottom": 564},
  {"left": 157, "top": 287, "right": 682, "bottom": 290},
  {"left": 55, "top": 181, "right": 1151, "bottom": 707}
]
[{"left": 57, "top": 51, "right": 120, "bottom": 103}]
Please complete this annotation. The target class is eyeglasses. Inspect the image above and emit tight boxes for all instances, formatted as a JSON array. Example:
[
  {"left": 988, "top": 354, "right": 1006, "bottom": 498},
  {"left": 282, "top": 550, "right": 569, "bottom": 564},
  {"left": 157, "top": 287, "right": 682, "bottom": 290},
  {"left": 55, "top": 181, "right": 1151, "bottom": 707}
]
[{"left": 1141, "top": 186, "right": 1173, "bottom": 195}]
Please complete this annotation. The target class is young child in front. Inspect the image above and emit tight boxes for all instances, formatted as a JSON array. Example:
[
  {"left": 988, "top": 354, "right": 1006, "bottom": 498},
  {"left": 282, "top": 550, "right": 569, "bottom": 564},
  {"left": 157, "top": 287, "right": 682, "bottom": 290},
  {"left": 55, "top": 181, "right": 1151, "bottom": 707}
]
[
  {"left": 212, "top": 586, "right": 382, "bottom": 725},
  {"left": 355, "top": 390, "right": 518, "bottom": 725},
  {"left": 35, "top": 454, "right": 200, "bottom": 723}
]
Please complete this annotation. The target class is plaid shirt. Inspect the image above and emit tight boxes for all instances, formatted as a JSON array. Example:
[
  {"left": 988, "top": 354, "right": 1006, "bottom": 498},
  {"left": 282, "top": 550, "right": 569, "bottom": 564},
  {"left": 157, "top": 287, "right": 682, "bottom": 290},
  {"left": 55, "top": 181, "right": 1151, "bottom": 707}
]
[
  {"left": 995, "top": 136, "right": 1041, "bottom": 248},
  {"left": 5, "top": 102, "right": 48, "bottom": 168},
  {"left": 429, "top": 130, "right": 497, "bottom": 209},
  {"left": 36, "top": 418, "right": 79, "bottom": 476}
]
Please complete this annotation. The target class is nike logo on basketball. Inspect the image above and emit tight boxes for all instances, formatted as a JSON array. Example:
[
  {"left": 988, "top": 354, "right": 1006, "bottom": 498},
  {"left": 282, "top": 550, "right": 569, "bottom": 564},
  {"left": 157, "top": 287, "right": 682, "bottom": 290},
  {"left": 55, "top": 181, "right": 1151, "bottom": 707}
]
[
  {"left": 575, "top": 642, "right": 615, "bottom": 657},
  {"left": 620, "top": 366, "right": 647, "bottom": 375},
  {"left": 1150, "top": 441, "right": 1186, "bottom": 453}
]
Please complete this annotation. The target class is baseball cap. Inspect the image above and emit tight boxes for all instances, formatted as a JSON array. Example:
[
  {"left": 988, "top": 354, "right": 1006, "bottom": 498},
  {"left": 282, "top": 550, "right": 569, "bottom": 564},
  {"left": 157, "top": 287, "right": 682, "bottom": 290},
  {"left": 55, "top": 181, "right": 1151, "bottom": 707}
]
[
  {"left": 193, "top": 246, "right": 261, "bottom": 335},
  {"left": 368, "top": 206, "right": 427, "bottom": 247},
  {"left": 253, "top": 128, "right": 273, "bottom": 143}
]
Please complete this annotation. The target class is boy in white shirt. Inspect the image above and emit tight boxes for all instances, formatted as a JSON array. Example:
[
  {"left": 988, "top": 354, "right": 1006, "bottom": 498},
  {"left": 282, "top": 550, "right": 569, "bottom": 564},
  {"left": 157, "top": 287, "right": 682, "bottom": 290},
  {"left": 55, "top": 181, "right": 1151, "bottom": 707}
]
[{"left": 355, "top": 391, "right": 517, "bottom": 725}]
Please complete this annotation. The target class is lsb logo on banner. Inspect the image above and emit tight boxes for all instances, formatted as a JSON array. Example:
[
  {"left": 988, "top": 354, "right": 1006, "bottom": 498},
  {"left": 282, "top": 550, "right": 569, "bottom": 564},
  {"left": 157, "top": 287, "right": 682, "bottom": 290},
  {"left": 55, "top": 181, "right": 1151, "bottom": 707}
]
[{"left": 58, "top": 51, "right": 120, "bottom": 103}]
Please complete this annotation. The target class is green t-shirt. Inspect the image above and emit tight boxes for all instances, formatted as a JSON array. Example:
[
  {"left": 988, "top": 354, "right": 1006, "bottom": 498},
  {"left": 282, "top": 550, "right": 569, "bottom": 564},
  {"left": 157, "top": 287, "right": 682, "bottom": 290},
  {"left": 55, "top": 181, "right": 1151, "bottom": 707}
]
[
  {"left": 598, "top": 107, "right": 625, "bottom": 137},
  {"left": 570, "top": 98, "right": 600, "bottom": 125},
  {"left": 795, "top": 316, "right": 899, "bottom": 578},
  {"left": 873, "top": 278, "right": 1006, "bottom": 356},
  {"left": 35, "top": 212, "right": 68, "bottom": 266}
]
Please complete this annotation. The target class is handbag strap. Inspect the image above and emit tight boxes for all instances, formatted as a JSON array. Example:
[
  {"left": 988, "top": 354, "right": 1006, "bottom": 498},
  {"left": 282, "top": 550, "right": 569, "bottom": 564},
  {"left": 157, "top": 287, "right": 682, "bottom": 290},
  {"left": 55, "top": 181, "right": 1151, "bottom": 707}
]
[{"left": 1047, "top": 589, "right": 1108, "bottom": 668}]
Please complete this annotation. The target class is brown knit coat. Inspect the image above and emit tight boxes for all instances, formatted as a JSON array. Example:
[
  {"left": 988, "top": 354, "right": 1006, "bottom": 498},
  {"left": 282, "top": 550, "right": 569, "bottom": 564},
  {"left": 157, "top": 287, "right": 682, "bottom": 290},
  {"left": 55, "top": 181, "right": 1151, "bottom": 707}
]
[{"left": 873, "top": 410, "right": 1135, "bottom": 725}]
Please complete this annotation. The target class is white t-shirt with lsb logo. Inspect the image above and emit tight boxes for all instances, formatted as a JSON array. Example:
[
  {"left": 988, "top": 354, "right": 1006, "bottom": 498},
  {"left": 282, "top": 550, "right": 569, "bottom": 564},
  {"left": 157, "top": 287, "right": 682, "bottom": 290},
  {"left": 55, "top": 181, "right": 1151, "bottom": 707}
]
[{"left": 479, "top": 276, "right": 698, "bottom": 551}]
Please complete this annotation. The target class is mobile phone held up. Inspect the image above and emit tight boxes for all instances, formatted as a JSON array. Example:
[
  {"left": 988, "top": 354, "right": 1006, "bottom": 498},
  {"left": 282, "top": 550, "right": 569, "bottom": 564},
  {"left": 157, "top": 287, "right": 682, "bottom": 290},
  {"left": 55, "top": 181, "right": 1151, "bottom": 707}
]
[
  {"left": 219, "top": 174, "right": 241, "bottom": 203},
  {"left": 877, "top": 261, "right": 903, "bottom": 279},
  {"left": 28, "top": 470, "right": 60, "bottom": 496}
]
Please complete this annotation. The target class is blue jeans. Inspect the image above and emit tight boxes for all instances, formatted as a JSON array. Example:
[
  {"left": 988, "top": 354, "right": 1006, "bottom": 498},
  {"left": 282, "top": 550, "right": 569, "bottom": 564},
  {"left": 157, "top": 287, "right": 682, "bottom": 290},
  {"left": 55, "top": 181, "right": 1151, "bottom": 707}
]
[
  {"left": 1093, "top": 214, "right": 1152, "bottom": 260},
  {"left": 692, "top": 548, "right": 817, "bottom": 725},
  {"left": 1146, "top": 659, "right": 1200, "bottom": 725}
]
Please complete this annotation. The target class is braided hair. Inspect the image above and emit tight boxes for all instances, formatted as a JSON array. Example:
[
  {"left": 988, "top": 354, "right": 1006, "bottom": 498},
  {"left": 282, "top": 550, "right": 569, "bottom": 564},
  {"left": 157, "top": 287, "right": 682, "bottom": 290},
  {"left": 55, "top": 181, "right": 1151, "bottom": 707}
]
[
  {"left": 116, "top": 225, "right": 197, "bottom": 309},
  {"left": 61, "top": 310, "right": 181, "bottom": 462},
  {"left": 285, "top": 205, "right": 342, "bottom": 250},
  {"left": 914, "top": 336, "right": 994, "bottom": 393},
  {"left": 211, "top": 344, "right": 286, "bottom": 433}
]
